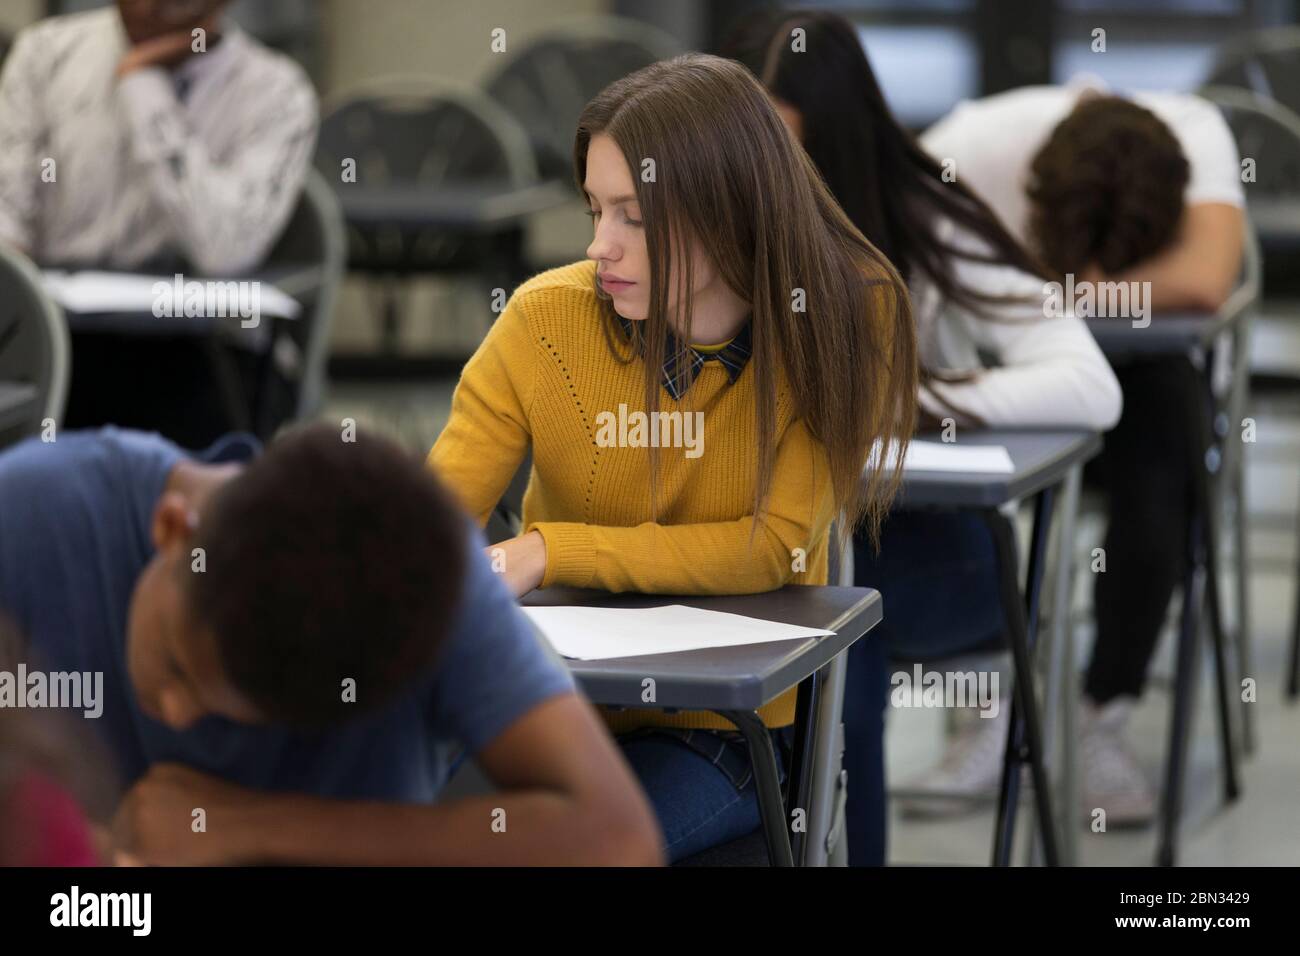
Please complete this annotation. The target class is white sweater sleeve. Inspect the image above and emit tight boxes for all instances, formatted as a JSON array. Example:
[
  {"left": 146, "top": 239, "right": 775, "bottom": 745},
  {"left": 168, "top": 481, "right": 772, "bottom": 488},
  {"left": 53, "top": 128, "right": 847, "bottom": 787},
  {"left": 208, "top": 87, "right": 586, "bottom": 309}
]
[
  {"left": 116, "top": 62, "right": 318, "bottom": 276},
  {"left": 917, "top": 224, "right": 1123, "bottom": 432}
]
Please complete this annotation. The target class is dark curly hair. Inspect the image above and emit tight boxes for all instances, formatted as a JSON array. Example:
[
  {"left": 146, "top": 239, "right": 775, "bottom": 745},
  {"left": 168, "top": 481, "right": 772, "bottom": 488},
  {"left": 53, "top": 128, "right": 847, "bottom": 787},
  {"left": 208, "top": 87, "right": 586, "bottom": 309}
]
[
  {"left": 187, "top": 423, "right": 468, "bottom": 729},
  {"left": 1028, "top": 96, "right": 1190, "bottom": 277}
]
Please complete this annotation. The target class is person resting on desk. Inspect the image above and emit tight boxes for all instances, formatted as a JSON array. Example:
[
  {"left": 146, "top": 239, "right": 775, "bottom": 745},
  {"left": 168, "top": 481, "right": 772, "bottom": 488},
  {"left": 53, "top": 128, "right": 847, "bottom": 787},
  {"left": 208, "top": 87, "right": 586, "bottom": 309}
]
[
  {"left": 0, "top": 424, "right": 661, "bottom": 866},
  {"left": 916, "top": 79, "right": 1247, "bottom": 826}
]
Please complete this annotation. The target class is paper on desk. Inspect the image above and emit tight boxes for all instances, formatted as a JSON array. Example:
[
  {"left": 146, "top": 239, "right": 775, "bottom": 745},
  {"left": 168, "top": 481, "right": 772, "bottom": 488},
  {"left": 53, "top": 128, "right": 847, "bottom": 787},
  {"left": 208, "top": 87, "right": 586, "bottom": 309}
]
[
  {"left": 522, "top": 604, "right": 834, "bottom": 661},
  {"left": 867, "top": 438, "right": 1015, "bottom": 474},
  {"left": 42, "top": 271, "right": 301, "bottom": 319}
]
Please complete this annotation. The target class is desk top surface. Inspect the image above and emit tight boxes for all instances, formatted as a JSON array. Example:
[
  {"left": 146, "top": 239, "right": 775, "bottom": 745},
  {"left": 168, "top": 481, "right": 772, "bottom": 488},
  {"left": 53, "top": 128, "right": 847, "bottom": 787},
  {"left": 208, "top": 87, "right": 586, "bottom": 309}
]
[
  {"left": 892, "top": 429, "right": 1101, "bottom": 508},
  {"left": 1085, "top": 310, "right": 1241, "bottom": 356},
  {"left": 523, "top": 585, "right": 881, "bottom": 711},
  {"left": 336, "top": 179, "right": 574, "bottom": 230}
]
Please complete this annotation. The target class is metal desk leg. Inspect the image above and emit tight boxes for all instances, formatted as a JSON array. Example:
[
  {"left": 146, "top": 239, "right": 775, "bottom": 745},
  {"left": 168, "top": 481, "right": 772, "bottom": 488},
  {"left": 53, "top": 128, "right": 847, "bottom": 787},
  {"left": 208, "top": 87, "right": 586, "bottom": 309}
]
[
  {"left": 785, "top": 673, "right": 820, "bottom": 865},
  {"left": 986, "top": 489, "right": 1060, "bottom": 867},
  {"left": 1225, "top": 313, "right": 1255, "bottom": 751},
  {"left": 1289, "top": 477, "right": 1300, "bottom": 701},
  {"left": 721, "top": 708, "right": 795, "bottom": 867},
  {"left": 1230, "top": 431, "right": 1256, "bottom": 752},
  {"left": 1199, "top": 354, "right": 1242, "bottom": 804},
  {"left": 1158, "top": 523, "right": 1205, "bottom": 868},
  {"left": 805, "top": 652, "right": 850, "bottom": 866},
  {"left": 1157, "top": 352, "right": 1242, "bottom": 866},
  {"left": 1029, "top": 464, "right": 1083, "bottom": 867}
]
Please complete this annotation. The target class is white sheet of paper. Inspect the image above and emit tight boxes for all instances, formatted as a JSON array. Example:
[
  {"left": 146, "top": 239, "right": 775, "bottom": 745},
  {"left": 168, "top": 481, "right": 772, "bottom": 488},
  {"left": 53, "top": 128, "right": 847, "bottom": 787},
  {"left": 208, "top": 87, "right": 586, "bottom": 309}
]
[
  {"left": 41, "top": 271, "right": 301, "bottom": 320},
  {"left": 522, "top": 604, "right": 835, "bottom": 661},
  {"left": 868, "top": 439, "right": 1015, "bottom": 474}
]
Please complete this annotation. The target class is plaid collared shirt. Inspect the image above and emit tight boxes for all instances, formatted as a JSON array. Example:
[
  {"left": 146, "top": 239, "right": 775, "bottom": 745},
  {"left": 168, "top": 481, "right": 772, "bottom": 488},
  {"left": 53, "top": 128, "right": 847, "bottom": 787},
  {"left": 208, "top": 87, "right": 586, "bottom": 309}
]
[{"left": 616, "top": 316, "right": 753, "bottom": 400}]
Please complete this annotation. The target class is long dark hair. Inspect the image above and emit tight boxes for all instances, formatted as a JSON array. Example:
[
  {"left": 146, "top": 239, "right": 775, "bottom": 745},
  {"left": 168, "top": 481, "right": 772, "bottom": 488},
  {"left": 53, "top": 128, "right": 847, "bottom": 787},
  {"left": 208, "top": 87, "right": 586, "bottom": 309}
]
[
  {"left": 576, "top": 54, "right": 917, "bottom": 539},
  {"left": 720, "top": 8, "right": 1052, "bottom": 316}
]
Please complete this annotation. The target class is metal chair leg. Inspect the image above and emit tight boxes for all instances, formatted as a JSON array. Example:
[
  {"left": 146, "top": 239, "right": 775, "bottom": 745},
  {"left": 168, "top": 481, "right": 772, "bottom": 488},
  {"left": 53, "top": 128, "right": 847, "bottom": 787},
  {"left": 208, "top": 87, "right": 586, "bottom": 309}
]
[
  {"left": 721, "top": 709, "right": 794, "bottom": 867},
  {"left": 986, "top": 493, "right": 1060, "bottom": 867}
]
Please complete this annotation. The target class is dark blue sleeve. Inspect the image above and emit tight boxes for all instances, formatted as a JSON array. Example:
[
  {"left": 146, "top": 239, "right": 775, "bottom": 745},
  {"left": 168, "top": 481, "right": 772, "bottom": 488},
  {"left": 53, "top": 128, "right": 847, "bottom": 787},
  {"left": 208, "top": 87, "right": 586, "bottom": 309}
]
[
  {"left": 426, "top": 523, "right": 575, "bottom": 756},
  {"left": 0, "top": 428, "right": 186, "bottom": 785},
  {"left": 0, "top": 427, "right": 184, "bottom": 635}
]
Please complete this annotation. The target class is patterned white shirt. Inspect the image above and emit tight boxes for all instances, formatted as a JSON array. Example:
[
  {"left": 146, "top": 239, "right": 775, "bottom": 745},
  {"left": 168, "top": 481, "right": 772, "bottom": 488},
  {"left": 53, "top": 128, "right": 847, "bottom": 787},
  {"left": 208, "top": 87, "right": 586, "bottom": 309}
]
[{"left": 0, "top": 7, "right": 318, "bottom": 275}]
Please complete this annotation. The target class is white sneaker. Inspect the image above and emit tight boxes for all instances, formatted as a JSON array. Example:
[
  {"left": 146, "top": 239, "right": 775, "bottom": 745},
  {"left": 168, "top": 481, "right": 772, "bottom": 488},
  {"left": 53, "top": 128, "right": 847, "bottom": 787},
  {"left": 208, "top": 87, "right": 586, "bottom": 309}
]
[
  {"left": 1080, "top": 697, "right": 1156, "bottom": 828},
  {"left": 895, "top": 705, "right": 1010, "bottom": 819}
]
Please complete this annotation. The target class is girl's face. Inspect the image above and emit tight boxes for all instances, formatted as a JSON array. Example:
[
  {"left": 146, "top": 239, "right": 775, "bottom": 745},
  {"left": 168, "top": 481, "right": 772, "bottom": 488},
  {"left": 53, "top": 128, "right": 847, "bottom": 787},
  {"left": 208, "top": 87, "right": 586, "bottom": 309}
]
[{"left": 583, "top": 133, "right": 722, "bottom": 329}]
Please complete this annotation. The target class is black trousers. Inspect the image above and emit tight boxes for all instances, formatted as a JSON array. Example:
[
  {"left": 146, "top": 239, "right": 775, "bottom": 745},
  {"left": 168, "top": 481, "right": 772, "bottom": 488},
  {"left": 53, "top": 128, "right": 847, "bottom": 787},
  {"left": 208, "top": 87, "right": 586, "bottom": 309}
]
[{"left": 1083, "top": 355, "right": 1202, "bottom": 703}]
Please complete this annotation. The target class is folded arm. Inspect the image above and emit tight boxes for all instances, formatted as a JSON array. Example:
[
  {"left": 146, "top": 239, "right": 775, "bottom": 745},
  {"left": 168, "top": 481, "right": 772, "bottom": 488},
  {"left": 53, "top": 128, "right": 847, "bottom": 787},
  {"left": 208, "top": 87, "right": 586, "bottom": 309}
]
[{"left": 112, "top": 694, "right": 664, "bottom": 866}]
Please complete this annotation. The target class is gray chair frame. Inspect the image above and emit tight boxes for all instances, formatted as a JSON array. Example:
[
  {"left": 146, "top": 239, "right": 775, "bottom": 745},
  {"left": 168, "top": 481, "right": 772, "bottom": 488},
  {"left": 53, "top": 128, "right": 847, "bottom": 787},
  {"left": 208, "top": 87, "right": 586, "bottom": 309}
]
[{"left": 0, "top": 243, "right": 69, "bottom": 446}]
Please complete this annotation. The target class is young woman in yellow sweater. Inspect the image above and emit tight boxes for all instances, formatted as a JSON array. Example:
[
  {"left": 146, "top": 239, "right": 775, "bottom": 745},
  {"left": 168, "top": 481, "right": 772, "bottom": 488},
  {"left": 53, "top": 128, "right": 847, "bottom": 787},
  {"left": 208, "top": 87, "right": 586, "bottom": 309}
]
[{"left": 429, "top": 53, "right": 917, "bottom": 861}]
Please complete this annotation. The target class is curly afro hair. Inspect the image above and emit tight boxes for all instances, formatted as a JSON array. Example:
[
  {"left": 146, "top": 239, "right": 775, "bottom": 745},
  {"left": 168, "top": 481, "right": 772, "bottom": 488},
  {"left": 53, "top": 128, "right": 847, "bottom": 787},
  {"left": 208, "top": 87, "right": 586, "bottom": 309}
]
[{"left": 1027, "top": 95, "right": 1190, "bottom": 277}]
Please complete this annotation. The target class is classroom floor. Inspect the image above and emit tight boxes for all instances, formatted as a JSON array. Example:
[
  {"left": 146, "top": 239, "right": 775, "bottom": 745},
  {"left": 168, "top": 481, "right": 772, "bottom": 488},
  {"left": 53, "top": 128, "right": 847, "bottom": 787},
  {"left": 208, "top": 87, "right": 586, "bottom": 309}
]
[{"left": 321, "top": 310, "right": 1300, "bottom": 868}]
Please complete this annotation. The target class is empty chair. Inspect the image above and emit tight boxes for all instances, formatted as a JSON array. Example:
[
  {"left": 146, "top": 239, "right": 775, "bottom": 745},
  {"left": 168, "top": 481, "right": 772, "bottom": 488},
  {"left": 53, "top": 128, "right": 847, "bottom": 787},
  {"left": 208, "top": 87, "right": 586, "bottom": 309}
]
[
  {"left": 255, "top": 168, "right": 347, "bottom": 429},
  {"left": 485, "top": 16, "right": 682, "bottom": 181},
  {"left": 1204, "top": 27, "right": 1300, "bottom": 116},
  {"left": 316, "top": 76, "right": 539, "bottom": 352},
  {"left": 0, "top": 244, "right": 69, "bottom": 450}
]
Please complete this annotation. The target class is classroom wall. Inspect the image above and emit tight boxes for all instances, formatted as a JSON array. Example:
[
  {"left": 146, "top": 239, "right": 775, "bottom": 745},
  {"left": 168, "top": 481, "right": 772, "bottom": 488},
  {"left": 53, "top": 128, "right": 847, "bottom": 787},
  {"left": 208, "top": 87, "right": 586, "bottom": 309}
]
[
  {"left": 319, "top": 0, "right": 607, "bottom": 95},
  {"left": 0, "top": 0, "right": 43, "bottom": 35},
  {"left": 317, "top": 0, "right": 610, "bottom": 355}
]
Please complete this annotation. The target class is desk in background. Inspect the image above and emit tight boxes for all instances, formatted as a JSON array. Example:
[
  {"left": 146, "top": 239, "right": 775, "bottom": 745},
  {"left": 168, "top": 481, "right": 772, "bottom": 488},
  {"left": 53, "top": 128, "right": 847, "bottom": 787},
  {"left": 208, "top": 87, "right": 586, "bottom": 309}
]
[
  {"left": 1087, "top": 309, "right": 1248, "bottom": 867},
  {"left": 888, "top": 428, "right": 1102, "bottom": 866}
]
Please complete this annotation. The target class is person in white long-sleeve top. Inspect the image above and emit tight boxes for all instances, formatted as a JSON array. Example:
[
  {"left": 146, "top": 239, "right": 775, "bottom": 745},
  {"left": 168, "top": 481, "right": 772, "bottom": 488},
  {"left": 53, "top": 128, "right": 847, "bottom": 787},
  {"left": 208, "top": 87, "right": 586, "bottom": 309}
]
[
  {"left": 0, "top": 0, "right": 318, "bottom": 275},
  {"left": 0, "top": 0, "right": 319, "bottom": 447},
  {"left": 723, "top": 9, "right": 1122, "bottom": 866}
]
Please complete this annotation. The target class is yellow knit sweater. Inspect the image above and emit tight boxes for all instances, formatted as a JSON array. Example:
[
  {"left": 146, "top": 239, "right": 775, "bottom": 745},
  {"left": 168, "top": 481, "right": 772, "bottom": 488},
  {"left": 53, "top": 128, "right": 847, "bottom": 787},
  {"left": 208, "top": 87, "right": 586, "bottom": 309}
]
[{"left": 428, "top": 260, "right": 836, "bottom": 732}]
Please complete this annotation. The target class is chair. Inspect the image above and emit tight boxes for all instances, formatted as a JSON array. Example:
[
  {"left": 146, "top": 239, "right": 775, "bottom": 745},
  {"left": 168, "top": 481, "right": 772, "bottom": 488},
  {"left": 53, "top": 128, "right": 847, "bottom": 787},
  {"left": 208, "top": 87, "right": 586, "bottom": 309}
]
[
  {"left": 484, "top": 16, "right": 683, "bottom": 181},
  {"left": 1197, "top": 87, "right": 1292, "bottom": 710},
  {"left": 315, "top": 76, "right": 539, "bottom": 356},
  {"left": 1204, "top": 27, "right": 1300, "bottom": 117},
  {"left": 0, "top": 244, "right": 69, "bottom": 450},
  {"left": 256, "top": 168, "right": 347, "bottom": 425}
]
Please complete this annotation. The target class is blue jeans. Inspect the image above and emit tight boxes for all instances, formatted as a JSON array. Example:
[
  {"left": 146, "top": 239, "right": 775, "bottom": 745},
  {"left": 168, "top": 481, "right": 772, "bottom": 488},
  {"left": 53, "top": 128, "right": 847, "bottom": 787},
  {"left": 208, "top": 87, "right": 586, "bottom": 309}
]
[
  {"left": 846, "top": 510, "right": 1005, "bottom": 865},
  {"left": 620, "top": 727, "right": 787, "bottom": 863}
]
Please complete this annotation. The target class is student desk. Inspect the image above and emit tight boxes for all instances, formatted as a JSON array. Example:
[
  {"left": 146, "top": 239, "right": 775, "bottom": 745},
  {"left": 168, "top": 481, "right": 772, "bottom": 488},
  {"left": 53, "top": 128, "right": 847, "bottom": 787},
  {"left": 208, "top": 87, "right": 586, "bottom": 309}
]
[
  {"left": 887, "top": 428, "right": 1102, "bottom": 867},
  {"left": 57, "top": 264, "right": 321, "bottom": 436},
  {"left": 1086, "top": 311, "right": 1248, "bottom": 867},
  {"left": 0, "top": 381, "right": 39, "bottom": 439},
  {"left": 523, "top": 585, "right": 882, "bottom": 867},
  {"left": 335, "top": 180, "right": 573, "bottom": 233}
]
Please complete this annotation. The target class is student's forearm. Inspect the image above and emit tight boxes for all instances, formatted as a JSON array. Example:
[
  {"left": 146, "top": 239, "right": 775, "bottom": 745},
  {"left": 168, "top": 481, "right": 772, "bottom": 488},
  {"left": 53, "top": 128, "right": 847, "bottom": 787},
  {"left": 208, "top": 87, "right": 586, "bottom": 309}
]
[
  {"left": 1094, "top": 203, "right": 1244, "bottom": 313},
  {"left": 241, "top": 789, "right": 654, "bottom": 867},
  {"left": 530, "top": 514, "right": 825, "bottom": 594}
]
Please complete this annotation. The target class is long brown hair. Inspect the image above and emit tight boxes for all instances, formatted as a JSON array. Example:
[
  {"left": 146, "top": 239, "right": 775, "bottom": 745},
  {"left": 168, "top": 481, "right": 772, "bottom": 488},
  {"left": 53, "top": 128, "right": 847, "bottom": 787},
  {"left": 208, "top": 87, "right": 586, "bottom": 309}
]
[
  {"left": 574, "top": 53, "right": 917, "bottom": 539},
  {"left": 721, "top": 9, "right": 1052, "bottom": 312}
]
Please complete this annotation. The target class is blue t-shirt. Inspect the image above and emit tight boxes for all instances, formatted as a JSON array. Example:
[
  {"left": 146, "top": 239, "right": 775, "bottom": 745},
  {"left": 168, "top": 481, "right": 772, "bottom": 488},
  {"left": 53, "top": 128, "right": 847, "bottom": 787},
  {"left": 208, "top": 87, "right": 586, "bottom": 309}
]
[{"left": 0, "top": 427, "right": 573, "bottom": 800}]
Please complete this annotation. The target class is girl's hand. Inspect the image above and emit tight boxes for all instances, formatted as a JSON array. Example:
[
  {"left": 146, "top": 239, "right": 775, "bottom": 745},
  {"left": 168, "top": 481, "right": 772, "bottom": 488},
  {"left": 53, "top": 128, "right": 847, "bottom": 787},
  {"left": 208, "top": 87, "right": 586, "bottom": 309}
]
[{"left": 486, "top": 531, "right": 548, "bottom": 598}]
